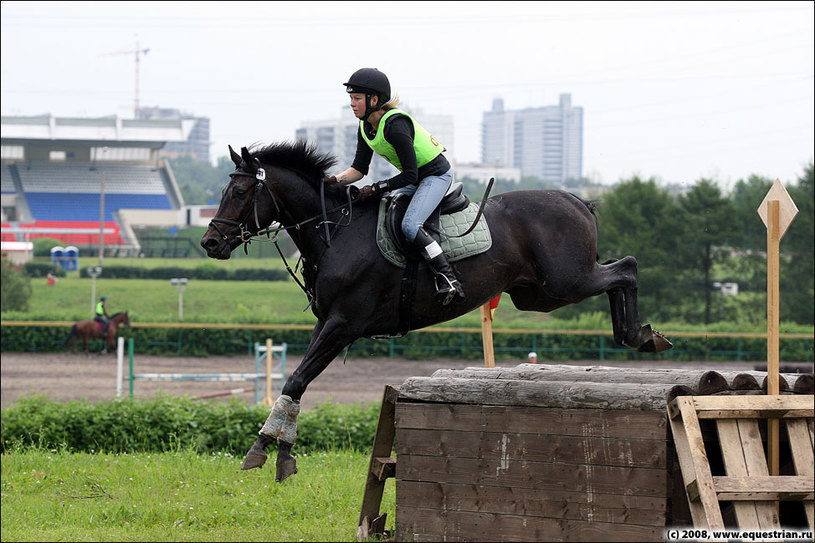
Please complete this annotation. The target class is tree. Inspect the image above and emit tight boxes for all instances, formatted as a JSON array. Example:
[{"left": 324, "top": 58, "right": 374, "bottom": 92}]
[
  {"left": 676, "top": 179, "right": 737, "bottom": 324},
  {"left": 1, "top": 259, "right": 32, "bottom": 312},
  {"left": 591, "top": 176, "right": 685, "bottom": 322},
  {"left": 168, "top": 155, "right": 234, "bottom": 205},
  {"left": 782, "top": 162, "right": 814, "bottom": 324}
]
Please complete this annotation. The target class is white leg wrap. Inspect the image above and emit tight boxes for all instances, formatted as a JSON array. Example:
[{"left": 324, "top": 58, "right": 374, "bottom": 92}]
[{"left": 259, "top": 395, "right": 300, "bottom": 443}]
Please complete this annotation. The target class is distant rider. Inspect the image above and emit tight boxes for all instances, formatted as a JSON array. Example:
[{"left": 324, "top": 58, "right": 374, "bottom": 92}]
[{"left": 94, "top": 296, "right": 110, "bottom": 337}]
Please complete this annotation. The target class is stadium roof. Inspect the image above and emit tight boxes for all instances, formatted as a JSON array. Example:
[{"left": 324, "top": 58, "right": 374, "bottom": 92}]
[{"left": 1, "top": 114, "right": 194, "bottom": 147}]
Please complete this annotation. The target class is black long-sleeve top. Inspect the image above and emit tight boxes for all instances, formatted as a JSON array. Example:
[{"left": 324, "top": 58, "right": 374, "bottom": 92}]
[{"left": 350, "top": 113, "right": 451, "bottom": 190}]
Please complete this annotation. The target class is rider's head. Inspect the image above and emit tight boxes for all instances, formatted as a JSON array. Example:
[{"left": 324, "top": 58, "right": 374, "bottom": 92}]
[
  {"left": 344, "top": 68, "right": 397, "bottom": 121},
  {"left": 100, "top": 296, "right": 106, "bottom": 301}
]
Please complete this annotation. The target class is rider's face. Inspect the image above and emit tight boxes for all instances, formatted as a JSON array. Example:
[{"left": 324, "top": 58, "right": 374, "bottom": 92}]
[{"left": 349, "top": 93, "right": 378, "bottom": 119}]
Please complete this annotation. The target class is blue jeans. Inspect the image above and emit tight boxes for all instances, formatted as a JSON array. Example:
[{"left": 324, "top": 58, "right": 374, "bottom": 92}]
[{"left": 392, "top": 169, "right": 453, "bottom": 243}]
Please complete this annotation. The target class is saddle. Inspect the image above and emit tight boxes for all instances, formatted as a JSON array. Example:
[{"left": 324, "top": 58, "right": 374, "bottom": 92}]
[{"left": 384, "top": 182, "right": 470, "bottom": 257}]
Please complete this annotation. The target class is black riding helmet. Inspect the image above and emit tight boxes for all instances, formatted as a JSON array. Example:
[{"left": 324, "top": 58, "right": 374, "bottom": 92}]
[{"left": 343, "top": 68, "right": 391, "bottom": 120}]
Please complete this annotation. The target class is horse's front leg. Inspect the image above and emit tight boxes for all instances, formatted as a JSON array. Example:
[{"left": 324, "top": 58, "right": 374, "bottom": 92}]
[{"left": 241, "top": 317, "right": 354, "bottom": 482}]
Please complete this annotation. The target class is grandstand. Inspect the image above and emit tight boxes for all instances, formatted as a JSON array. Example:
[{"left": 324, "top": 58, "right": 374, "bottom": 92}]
[{"left": 1, "top": 114, "right": 198, "bottom": 258}]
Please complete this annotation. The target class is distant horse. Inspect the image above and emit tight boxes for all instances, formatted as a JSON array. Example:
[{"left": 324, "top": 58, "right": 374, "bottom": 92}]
[
  {"left": 64, "top": 311, "right": 130, "bottom": 355},
  {"left": 201, "top": 141, "right": 672, "bottom": 482}
]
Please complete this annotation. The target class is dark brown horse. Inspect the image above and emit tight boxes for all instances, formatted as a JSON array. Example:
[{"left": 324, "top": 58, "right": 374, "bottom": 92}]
[
  {"left": 200, "top": 141, "right": 673, "bottom": 482},
  {"left": 63, "top": 311, "right": 130, "bottom": 355}
]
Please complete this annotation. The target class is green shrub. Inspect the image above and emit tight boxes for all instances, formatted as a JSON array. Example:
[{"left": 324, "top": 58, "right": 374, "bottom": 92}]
[
  {"left": 0, "top": 395, "right": 380, "bottom": 455},
  {"left": 1, "top": 259, "right": 33, "bottom": 311},
  {"left": 32, "top": 237, "right": 64, "bottom": 257},
  {"left": 22, "top": 261, "right": 67, "bottom": 278}
]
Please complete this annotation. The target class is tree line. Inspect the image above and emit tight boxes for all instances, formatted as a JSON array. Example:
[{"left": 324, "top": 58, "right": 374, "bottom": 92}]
[{"left": 172, "top": 155, "right": 813, "bottom": 326}]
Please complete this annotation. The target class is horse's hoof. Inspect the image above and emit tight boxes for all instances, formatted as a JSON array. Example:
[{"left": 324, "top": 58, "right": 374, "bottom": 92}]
[
  {"left": 651, "top": 330, "right": 673, "bottom": 352},
  {"left": 240, "top": 449, "right": 268, "bottom": 470},
  {"left": 636, "top": 324, "right": 673, "bottom": 353},
  {"left": 275, "top": 457, "right": 297, "bottom": 482}
]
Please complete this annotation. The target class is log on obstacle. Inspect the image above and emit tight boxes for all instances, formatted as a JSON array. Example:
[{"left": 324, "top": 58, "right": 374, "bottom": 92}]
[{"left": 391, "top": 363, "right": 813, "bottom": 542}]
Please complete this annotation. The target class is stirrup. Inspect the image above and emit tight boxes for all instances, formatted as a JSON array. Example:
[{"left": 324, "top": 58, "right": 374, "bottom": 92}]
[{"left": 434, "top": 275, "right": 463, "bottom": 306}]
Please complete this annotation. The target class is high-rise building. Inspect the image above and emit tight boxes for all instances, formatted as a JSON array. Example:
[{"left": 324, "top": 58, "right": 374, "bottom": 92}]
[
  {"left": 138, "top": 106, "right": 211, "bottom": 164},
  {"left": 296, "top": 106, "right": 455, "bottom": 181},
  {"left": 481, "top": 94, "right": 582, "bottom": 184}
]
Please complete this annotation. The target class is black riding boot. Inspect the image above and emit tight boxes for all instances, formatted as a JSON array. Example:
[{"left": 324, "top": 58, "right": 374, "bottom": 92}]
[{"left": 413, "top": 227, "right": 464, "bottom": 305}]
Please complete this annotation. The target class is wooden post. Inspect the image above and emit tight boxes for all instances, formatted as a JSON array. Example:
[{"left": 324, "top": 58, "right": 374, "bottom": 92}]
[
  {"left": 264, "top": 338, "right": 274, "bottom": 406},
  {"left": 480, "top": 303, "right": 495, "bottom": 368},
  {"left": 757, "top": 179, "right": 798, "bottom": 479},
  {"left": 766, "top": 200, "right": 780, "bottom": 477}
]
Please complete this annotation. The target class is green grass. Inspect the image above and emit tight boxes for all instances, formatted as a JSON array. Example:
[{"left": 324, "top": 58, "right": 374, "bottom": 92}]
[
  {"left": 7, "top": 264, "right": 560, "bottom": 328},
  {"left": 1, "top": 448, "right": 394, "bottom": 542}
]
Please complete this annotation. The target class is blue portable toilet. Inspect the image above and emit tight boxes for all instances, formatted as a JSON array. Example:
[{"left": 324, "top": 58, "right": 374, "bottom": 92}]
[
  {"left": 50, "top": 246, "right": 64, "bottom": 268},
  {"left": 64, "top": 246, "right": 79, "bottom": 271}
]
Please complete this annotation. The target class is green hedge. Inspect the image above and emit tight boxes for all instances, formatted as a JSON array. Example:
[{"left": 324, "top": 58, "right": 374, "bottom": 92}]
[
  {"left": 0, "top": 395, "right": 380, "bottom": 455},
  {"left": 22, "top": 261, "right": 67, "bottom": 278},
  {"left": 75, "top": 264, "right": 289, "bottom": 281},
  {"left": 1, "top": 324, "right": 812, "bottom": 361}
]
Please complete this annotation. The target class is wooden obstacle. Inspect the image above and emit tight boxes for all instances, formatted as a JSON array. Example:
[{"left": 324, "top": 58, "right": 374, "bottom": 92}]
[
  {"left": 357, "top": 363, "right": 813, "bottom": 542},
  {"left": 123, "top": 339, "right": 287, "bottom": 404}
]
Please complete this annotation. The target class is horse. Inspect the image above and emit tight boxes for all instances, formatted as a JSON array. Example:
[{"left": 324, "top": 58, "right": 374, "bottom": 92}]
[
  {"left": 63, "top": 311, "right": 131, "bottom": 355},
  {"left": 200, "top": 141, "right": 673, "bottom": 482}
]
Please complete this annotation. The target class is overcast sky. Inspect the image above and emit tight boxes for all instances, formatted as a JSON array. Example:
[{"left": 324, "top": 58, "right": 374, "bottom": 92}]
[{"left": 2, "top": 1, "right": 813, "bottom": 188}]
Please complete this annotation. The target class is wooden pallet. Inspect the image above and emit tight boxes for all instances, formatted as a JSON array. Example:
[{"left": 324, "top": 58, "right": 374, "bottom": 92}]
[{"left": 668, "top": 395, "right": 814, "bottom": 532}]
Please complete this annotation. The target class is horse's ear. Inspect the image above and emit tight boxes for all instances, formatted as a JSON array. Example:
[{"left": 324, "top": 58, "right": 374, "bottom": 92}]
[
  {"left": 228, "top": 145, "right": 242, "bottom": 167},
  {"left": 240, "top": 146, "right": 252, "bottom": 164}
]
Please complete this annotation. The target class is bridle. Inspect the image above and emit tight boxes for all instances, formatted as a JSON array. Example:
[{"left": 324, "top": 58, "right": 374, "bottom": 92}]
[
  {"left": 207, "top": 160, "right": 357, "bottom": 305},
  {"left": 208, "top": 161, "right": 357, "bottom": 250}
]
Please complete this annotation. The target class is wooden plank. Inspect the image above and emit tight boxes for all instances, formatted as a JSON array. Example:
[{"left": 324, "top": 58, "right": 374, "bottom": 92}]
[
  {"left": 668, "top": 403, "right": 711, "bottom": 528},
  {"left": 395, "top": 505, "right": 663, "bottom": 542},
  {"left": 785, "top": 418, "right": 815, "bottom": 531},
  {"left": 396, "top": 480, "right": 668, "bottom": 526},
  {"left": 358, "top": 385, "right": 399, "bottom": 531},
  {"left": 676, "top": 397, "right": 725, "bottom": 529},
  {"left": 736, "top": 418, "right": 780, "bottom": 529},
  {"left": 716, "top": 419, "right": 761, "bottom": 529},
  {"left": 696, "top": 408, "right": 812, "bottom": 419},
  {"left": 712, "top": 476, "right": 813, "bottom": 498},
  {"left": 396, "top": 454, "right": 667, "bottom": 497},
  {"left": 395, "top": 427, "right": 667, "bottom": 468},
  {"left": 692, "top": 395, "right": 813, "bottom": 414},
  {"left": 395, "top": 403, "right": 669, "bottom": 440}
]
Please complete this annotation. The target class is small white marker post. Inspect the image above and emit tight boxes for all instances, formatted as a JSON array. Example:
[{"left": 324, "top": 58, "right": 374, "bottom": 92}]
[{"left": 756, "top": 178, "right": 798, "bottom": 477}]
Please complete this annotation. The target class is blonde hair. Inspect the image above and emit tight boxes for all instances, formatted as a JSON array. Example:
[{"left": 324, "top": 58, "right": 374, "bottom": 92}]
[{"left": 381, "top": 91, "right": 401, "bottom": 110}]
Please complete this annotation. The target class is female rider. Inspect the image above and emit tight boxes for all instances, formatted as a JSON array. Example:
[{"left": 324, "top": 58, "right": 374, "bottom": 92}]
[{"left": 327, "top": 67, "right": 464, "bottom": 305}]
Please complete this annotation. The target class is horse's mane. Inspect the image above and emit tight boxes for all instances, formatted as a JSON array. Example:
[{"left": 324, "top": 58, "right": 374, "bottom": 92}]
[{"left": 251, "top": 140, "right": 337, "bottom": 187}]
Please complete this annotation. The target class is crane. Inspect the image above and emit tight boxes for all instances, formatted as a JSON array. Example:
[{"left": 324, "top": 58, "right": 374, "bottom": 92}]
[{"left": 101, "top": 37, "right": 150, "bottom": 118}]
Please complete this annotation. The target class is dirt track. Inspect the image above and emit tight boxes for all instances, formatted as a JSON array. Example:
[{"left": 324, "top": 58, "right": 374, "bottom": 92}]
[{"left": 0, "top": 351, "right": 776, "bottom": 411}]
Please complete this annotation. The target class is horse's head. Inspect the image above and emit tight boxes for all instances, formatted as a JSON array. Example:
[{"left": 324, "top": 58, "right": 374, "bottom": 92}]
[
  {"left": 201, "top": 141, "right": 339, "bottom": 260},
  {"left": 112, "top": 311, "right": 130, "bottom": 328}
]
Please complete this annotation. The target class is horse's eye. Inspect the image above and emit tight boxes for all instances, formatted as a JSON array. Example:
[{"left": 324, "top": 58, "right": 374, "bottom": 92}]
[{"left": 234, "top": 188, "right": 248, "bottom": 198}]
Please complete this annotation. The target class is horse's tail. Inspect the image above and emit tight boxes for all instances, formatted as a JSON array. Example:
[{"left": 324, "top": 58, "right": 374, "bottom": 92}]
[
  {"left": 572, "top": 193, "right": 597, "bottom": 217},
  {"left": 63, "top": 324, "right": 77, "bottom": 346}
]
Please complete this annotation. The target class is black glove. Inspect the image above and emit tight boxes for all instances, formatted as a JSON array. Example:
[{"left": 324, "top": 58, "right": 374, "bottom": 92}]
[
  {"left": 358, "top": 185, "right": 376, "bottom": 201},
  {"left": 322, "top": 175, "right": 338, "bottom": 184}
]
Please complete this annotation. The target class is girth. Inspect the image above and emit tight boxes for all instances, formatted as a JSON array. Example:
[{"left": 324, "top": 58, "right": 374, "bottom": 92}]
[{"left": 384, "top": 182, "right": 470, "bottom": 256}]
